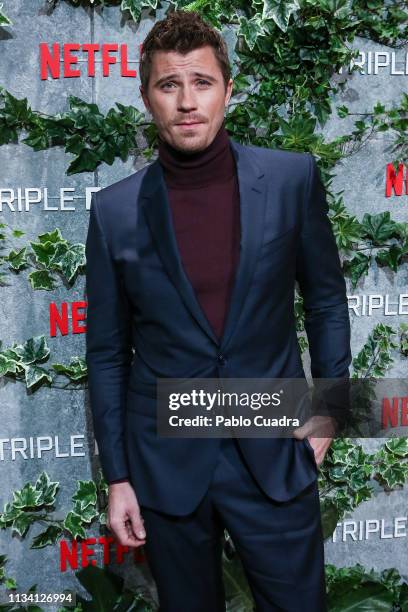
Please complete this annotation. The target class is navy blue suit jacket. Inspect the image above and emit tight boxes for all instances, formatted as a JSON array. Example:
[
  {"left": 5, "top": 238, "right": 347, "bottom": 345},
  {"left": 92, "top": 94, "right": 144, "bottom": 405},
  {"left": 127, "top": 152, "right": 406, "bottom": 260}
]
[{"left": 85, "top": 139, "right": 352, "bottom": 515}]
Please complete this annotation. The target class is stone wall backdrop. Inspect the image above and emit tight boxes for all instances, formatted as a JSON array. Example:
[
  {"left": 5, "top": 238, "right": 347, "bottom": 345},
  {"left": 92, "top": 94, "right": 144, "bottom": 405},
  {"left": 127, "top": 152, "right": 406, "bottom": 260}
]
[{"left": 0, "top": 2, "right": 407, "bottom": 611}]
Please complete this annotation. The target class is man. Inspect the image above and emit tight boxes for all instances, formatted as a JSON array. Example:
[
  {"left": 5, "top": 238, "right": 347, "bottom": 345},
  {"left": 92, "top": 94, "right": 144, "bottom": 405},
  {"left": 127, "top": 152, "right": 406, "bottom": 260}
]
[{"left": 85, "top": 10, "right": 351, "bottom": 611}]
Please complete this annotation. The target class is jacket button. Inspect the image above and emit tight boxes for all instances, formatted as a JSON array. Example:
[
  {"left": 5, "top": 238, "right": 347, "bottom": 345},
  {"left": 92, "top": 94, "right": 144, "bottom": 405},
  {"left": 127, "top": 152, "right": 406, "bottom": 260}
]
[{"left": 217, "top": 354, "right": 226, "bottom": 366}]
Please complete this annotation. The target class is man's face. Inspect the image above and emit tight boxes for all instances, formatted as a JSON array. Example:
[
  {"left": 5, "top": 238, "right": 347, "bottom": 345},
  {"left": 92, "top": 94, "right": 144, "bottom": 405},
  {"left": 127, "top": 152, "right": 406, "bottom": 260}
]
[{"left": 140, "top": 45, "right": 233, "bottom": 153}]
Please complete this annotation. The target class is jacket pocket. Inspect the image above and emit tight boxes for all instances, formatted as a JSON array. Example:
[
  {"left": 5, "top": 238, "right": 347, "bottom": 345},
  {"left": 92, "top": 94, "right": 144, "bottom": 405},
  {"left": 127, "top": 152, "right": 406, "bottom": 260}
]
[
  {"left": 304, "top": 437, "right": 317, "bottom": 466},
  {"left": 257, "top": 227, "right": 296, "bottom": 262}
]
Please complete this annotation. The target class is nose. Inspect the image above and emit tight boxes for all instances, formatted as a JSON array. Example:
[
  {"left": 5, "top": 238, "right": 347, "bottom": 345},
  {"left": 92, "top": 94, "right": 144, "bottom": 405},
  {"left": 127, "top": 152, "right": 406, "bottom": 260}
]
[{"left": 177, "top": 85, "right": 197, "bottom": 112}]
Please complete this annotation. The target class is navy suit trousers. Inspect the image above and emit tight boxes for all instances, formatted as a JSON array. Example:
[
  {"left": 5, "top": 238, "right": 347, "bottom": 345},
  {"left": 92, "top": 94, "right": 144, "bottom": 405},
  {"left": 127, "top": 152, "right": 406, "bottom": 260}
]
[{"left": 140, "top": 437, "right": 327, "bottom": 611}]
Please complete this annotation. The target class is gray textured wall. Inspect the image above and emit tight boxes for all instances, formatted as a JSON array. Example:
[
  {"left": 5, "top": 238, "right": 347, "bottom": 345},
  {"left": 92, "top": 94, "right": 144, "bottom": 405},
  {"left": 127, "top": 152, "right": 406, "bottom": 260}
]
[
  {"left": 322, "top": 37, "right": 408, "bottom": 578},
  {"left": 0, "top": 1, "right": 407, "bottom": 607}
]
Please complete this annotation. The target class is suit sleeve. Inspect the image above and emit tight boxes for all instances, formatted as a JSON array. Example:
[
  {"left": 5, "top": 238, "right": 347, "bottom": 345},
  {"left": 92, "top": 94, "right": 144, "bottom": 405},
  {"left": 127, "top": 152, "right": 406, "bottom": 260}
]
[
  {"left": 295, "top": 154, "right": 352, "bottom": 381},
  {"left": 85, "top": 192, "right": 133, "bottom": 483}
]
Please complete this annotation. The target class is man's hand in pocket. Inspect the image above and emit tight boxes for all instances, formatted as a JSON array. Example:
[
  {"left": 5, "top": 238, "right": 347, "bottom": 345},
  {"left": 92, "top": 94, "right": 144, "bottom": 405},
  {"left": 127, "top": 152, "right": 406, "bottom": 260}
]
[{"left": 293, "top": 415, "right": 337, "bottom": 467}]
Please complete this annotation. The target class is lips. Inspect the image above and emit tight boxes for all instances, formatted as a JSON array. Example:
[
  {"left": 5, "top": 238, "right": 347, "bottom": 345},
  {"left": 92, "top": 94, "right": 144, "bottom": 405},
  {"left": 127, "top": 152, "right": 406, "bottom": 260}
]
[{"left": 176, "top": 122, "right": 203, "bottom": 126}]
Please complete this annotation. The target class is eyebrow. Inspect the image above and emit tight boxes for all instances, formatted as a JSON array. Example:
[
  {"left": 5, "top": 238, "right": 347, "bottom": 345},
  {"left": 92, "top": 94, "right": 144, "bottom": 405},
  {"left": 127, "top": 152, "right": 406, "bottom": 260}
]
[{"left": 153, "top": 72, "right": 217, "bottom": 87}]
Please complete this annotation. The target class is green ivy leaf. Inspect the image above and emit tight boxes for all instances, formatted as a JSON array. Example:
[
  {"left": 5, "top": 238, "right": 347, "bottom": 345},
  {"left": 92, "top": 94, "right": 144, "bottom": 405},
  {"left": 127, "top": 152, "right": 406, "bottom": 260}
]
[
  {"left": 22, "top": 364, "right": 53, "bottom": 389},
  {"left": 4, "top": 577, "right": 17, "bottom": 589},
  {"left": 34, "top": 471, "right": 59, "bottom": 505},
  {"left": 321, "top": 499, "right": 340, "bottom": 539},
  {"left": 376, "top": 244, "right": 405, "bottom": 272},
  {"left": 37, "top": 228, "right": 66, "bottom": 246},
  {"left": 74, "top": 565, "right": 125, "bottom": 612},
  {"left": 12, "top": 483, "right": 43, "bottom": 509},
  {"left": 13, "top": 335, "right": 50, "bottom": 365},
  {"left": 97, "top": 469, "right": 108, "bottom": 496},
  {"left": 67, "top": 147, "right": 100, "bottom": 175},
  {"left": 71, "top": 480, "right": 97, "bottom": 512},
  {"left": 115, "top": 102, "right": 145, "bottom": 126},
  {"left": 327, "top": 580, "right": 394, "bottom": 610},
  {"left": 0, "top": 4, "right": 13, "bottom": 26},
  {"left": 361, "top": 212, "right": 399, "bottom": 245},
  {"left": 28, "top": 269, "right": 56, "bottom": 290},
  {"left": 121, "top": 0, "right": 144, "bottom": 23},
  {"left": 343, "top": 252, "right": 370, "bottom": 287},
  {"left": 52, "top": 357, "right": 87, "bottom": 381},
  {"left": 6, "top": 246, "right": 28, "bottom": 271},
  {"left": 223, "top": 551, "right": 255, "bottom": 610},
  {"left": 352, "top": 324, "right": 397, "bottom": 378},
  {"left": 63, "top": 511, "right": 87, "bottom": 540},
  {"left": 95, "top": 140, "right": 117, "bottom": 165},
  {"left": 31, "top": 525, "right": 63, "bottom": 549},
  {"left": 11, "top": 512, "right": 36, "bottom": 537},
  {"left": 22, "top": 127, "right": 51, "bottom": 150},
  {"left": 378, "top": 462, "right": 407, "bottom": 489},
  {"left": 238, "top": 15, "right": 268, "bottom": 50},
  {"left": 11, "top": 228, "right": 25, "bottom": 238},
  {"left": 30, "top": 240, "right": 58, "bottom": 267},
  {"left": 336, "top": 105, "right": 349, "bottom": 118},
  {"left": 0, "top": 501, "right": 21, "bottom": 526},
  {"left": 52, "top": 243, "right": 86, "bottom": 282},
  {"left": 0, "top": 354, "right": 18, "bottom": 376},
  {"left": 278, "top": 113, "right": 316, "bottom": 149},
  {"left": 331, "top": 215, "right": 362, "bottom": 250},
  {"left": 2, "top": 345, "right": 23, "bottom": 361},
  {"left": 385, "top": 438, "right": 408, "bottom": 457},
  {"left": 72, "top": 502, "right": 99, "bottom": 525},
  {"left": 262, "top": 0, "right": 300, "bottom": 32}
]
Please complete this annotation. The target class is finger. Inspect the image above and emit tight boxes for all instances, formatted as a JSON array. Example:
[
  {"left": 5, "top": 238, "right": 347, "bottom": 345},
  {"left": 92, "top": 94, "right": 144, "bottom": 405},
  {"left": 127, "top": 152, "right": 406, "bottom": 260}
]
[
  {"left": 292, "top": 421, "right": 313, "bottom": 439},
  {"left": 124, "top": 518, "right": 146, "bottom": 548},
  {"left": 128, "top": 509, "right": 147, "bottom": 540},
  {"left": 111, "top": 518, "right": 144, "bottom": 548}
]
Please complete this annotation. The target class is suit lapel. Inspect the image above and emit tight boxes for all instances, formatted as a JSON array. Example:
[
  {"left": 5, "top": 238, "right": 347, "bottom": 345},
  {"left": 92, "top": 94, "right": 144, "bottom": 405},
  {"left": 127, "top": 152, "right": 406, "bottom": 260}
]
[
  {"left": 140, "top": 161, "right": 219, "bottom": 345},
  {"left": 220, "top": 140, "right": 267, "bottom": 350},
  {"left": 140, "top": 138, "right": 267, "bottom": 349}
]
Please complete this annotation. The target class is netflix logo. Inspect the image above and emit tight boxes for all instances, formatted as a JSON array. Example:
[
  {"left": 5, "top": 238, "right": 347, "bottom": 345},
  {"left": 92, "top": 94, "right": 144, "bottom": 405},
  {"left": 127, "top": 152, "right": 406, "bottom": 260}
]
[
  {"left": 60, "top": 537, "right": 146, "bottom": 572},
  {"left": 50, "top": 301, "right": 87, "bottom": 337},
  {"left": 386, "top": 163, "right": 408, "bottom": 197},
  {"left": 382, "top": 396, "right": 408, "bottom": 429},
  {"left": 39, "top": 43, "right": 143, "bottom": 80}
]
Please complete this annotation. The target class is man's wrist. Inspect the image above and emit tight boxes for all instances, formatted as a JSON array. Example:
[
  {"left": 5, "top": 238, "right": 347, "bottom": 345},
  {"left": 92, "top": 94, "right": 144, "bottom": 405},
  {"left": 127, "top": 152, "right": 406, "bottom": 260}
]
[{"left": 108, "top": 477, "right": 130, "bottom": 485}]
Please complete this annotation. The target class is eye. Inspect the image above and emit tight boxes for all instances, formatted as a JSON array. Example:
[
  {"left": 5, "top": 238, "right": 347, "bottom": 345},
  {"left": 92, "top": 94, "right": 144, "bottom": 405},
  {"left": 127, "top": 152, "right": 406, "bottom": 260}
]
[
  {"left": 197, "top": 79, "right": 210, "bottom": 86},
  {"left": 161, "top": 81, "right": 175, "bottom": 89}
]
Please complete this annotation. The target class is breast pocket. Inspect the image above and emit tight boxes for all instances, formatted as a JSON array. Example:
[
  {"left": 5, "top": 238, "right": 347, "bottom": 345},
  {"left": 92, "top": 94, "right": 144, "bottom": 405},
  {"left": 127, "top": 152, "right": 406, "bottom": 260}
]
[{"left": 257, "top": 226, "right": 297, "bottom": 262}]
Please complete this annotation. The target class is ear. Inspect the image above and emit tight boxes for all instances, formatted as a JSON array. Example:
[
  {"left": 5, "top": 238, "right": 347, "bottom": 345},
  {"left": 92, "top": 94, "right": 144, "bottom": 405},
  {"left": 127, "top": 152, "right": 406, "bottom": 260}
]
[
  {"left": 140, "top": 86, "right": 151, "bottom": 113},
  {"left": 224, "top": 78, "right": 233, "bottom": 107}
]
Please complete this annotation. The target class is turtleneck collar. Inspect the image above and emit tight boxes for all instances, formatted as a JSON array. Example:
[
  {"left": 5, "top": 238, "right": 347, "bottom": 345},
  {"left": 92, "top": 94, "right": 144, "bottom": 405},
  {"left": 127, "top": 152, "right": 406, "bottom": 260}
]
[{"left": 157, "top": 120, "right": 236, "bottom": 189}]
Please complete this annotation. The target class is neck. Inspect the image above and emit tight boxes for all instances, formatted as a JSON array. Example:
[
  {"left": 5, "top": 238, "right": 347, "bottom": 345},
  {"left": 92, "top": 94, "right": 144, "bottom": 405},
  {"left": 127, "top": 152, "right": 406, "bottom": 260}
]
[{"left": 157, "top": 120, "right": 236, "bottom": 189}]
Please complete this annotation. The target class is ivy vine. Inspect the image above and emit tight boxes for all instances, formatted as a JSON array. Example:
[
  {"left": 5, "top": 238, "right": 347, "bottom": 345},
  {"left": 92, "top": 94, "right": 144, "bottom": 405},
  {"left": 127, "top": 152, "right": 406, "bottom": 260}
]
[
  {"left": 1, "top": 213, "right": 407, "bottom": 293},
  {"left": 0, "top": 86, "right": 407, "bottom": 177},
  {"left": 0, "top": 335, "right": 87, "bottom": 390},
  {"left": 0, "top": 225, "right": 85, "bottom": 290}
]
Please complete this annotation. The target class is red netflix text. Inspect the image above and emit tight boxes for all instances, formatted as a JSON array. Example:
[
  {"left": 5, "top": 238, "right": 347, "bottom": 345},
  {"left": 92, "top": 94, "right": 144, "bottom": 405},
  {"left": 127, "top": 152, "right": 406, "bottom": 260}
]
[
  {"left": 49, "top": 301, "right": 87, "bottom": 336},
  {"left": 385, "top": 163, "right": 408, "bottom": 197},
  {"left": 39, "top": 43, "right": 143, "bottom": 80},
  {"left": 382, "top": 396, "right": 408, "bottom": 428},
  {"left": 60, "top": 537, "right": 146, "bottom": 572}
]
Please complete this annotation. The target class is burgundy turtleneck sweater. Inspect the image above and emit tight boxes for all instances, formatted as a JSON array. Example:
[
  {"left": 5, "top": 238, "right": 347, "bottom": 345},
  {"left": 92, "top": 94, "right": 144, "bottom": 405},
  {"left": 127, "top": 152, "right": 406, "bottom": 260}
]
[
  {"left": 158, "top": 120, "right": 241, "bottom": 340},
  {"left": 109, "top": 121, "right": 241, "bottom": 485}
]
